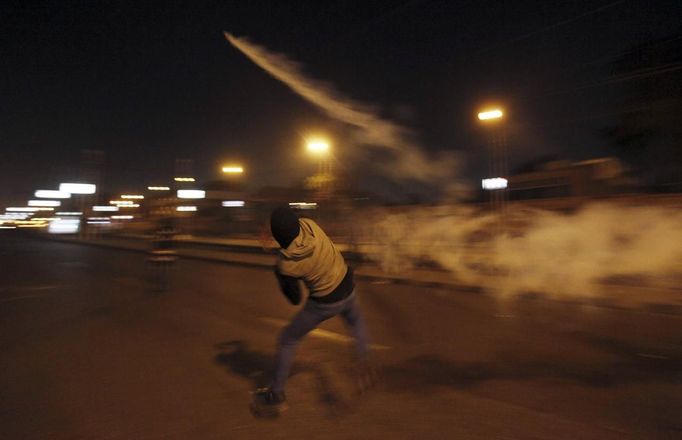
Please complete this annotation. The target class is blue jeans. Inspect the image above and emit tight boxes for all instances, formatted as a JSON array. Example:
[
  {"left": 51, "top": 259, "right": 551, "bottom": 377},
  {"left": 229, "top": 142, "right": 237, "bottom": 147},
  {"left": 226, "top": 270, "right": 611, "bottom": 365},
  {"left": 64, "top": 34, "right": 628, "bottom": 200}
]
[{"left": 271, "top": 291, "right": 369, "bottom": 394}]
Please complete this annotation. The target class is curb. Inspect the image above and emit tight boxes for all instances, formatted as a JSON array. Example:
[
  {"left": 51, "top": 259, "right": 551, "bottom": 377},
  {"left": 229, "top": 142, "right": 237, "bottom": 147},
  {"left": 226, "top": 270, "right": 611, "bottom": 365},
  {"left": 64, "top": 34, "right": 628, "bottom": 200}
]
[{"left": 43, "top": 235, "right": 682, "bottom": 316}]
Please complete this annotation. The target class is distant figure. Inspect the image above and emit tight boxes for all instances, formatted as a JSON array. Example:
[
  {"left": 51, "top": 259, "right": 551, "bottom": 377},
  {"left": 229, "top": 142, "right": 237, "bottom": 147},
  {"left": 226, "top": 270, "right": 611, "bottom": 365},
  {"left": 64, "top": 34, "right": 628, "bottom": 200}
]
[
  {"left": 147, "top": 218, "right": 178, "bottom": 291},
  {"left": 252, "top": 206, "right": 372, "bottom": 414}
]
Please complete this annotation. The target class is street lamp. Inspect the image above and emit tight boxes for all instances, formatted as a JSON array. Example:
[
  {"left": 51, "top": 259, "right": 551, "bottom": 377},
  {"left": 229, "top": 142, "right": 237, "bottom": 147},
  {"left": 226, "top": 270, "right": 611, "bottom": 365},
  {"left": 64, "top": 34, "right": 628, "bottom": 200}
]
[
  {"left": 477, "top": 108, "right": 504, "bottom": 121},
  {"left": 221, "top": 165, "right": 244, "bottom": 174},
  {"left": 477, "top": 106, "right": 508, "bottom": 222},
  {"left": 305, "top": 137, "right": 333, "bottom": 195},
  {"left": 306, "top": 139, "right": 330, "bottom": 155}
]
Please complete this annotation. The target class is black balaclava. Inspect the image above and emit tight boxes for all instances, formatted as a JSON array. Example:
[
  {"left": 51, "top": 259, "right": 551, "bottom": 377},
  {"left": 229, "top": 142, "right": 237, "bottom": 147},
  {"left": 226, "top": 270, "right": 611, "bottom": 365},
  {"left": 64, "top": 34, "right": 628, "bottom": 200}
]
[{"left": 270, "top": 206, "right": 300, "bottom": 249}]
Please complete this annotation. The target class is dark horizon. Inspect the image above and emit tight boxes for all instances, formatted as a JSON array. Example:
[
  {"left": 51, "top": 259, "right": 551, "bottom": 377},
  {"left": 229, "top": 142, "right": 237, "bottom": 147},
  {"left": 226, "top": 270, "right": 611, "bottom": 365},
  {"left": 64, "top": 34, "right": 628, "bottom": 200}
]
[{"left": 2, "top": 0, "right": 681, "bottom": 203}]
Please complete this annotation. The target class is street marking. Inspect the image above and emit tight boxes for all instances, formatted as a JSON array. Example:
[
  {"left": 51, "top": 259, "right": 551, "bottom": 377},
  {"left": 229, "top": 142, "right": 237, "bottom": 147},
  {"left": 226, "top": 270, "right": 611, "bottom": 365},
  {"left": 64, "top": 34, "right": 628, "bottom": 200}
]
[
  {"left": 636, "top": 353, "right": 669, "bottom": 360},
  {"left": 370, "top": 280, "right": 393, "bottom": 285},
  {"left": 259, "top": 317, "right": 390, "bottom": 350},
  {"left": 0, "top": 293, "right": 54, "bottom": 303}
]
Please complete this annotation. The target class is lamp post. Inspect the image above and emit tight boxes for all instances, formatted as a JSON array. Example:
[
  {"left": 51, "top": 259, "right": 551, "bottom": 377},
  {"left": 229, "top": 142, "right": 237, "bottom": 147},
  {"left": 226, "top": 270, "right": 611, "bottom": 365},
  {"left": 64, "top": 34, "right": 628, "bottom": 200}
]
[
  {"left": 305, "top": 138, "right": 333, "bottom": 195},
  {"left": 477, "top": 107, "right": 508, "bottom": 219}
]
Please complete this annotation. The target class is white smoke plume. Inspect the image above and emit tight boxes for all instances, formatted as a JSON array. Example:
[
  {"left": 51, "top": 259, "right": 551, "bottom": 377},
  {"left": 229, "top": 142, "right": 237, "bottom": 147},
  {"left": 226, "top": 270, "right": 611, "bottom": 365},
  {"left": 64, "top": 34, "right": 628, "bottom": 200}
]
[
  {"left": 224, "top": 32, "right": 460, "bottom": 191},
  {"left": 357, "top": 202, "right": 682, "bottom": 305}
]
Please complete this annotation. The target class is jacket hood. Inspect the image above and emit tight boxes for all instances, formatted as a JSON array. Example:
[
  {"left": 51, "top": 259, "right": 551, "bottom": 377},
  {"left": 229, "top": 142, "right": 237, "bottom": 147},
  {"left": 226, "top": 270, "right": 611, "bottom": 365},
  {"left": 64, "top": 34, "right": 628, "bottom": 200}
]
[{"left": 279, "top": 218, "right": 315, "bottom": 260}]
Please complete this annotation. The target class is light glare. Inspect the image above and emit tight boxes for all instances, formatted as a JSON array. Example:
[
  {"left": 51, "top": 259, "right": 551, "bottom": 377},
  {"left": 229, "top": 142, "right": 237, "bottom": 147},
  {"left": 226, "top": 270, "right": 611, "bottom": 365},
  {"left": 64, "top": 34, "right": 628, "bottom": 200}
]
[
  {"left": 59, "top": 183, "right": 97, "bottom": 194},
  {"left": 222, "top": 166, "right": 244, "bottom": 174},
  {"left": 35, "top": 190, "right": 71, "bottom": 199},
  {"left": 478, "top": 109, "right": 504, "bottom": 121},
  {"left": 306, "top": 140, "right": 330, "bottom": 154},
  {"left": 289, "top": 202, "right": 318, "bottom": 210},
  {"left": 48, "top": 218, "right": 80, "bottom": 234},
  {"left": 222, "top": 200, "right": 245, "bottom": 207},
  {"left": 28, "top": 200, "right": 61, "bottom": 207},
  {"left": 482, "top": 177, "right": 508, "bottom": 190},
  {"left": 177, "top": 189, "right": 205, "bottom": 199}
]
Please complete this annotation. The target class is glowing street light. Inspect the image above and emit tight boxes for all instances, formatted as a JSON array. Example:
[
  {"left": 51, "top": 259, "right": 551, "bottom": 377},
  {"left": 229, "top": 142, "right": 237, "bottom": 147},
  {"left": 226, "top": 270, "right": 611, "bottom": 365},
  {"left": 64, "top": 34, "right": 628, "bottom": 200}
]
[
  {"left": 306, "top": 139, "right": 330, "bottom": 155},
  {"left": 221, "top": 165, "right": 244, "bottom": 174},
  {"left": 477, "top": 109, "right": 504, "bottom": 121}
]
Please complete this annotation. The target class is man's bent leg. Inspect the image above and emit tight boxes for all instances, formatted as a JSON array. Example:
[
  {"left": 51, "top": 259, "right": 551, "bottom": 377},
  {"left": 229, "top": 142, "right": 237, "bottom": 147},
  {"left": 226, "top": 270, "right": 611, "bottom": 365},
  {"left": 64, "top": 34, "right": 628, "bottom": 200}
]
[
  {"left": 271, "top": 302, "right": 330, "bottom": 394},
  {"left": 340, "top": 294, "right": 370, "bottom": 359}
]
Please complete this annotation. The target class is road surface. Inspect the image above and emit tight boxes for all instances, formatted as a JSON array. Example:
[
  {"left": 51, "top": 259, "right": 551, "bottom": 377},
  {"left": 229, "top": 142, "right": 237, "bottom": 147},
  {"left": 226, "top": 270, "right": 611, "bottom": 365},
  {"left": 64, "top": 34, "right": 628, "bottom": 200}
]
[{"left": 1, "top": 233, "right": 680, "bottom": 439}]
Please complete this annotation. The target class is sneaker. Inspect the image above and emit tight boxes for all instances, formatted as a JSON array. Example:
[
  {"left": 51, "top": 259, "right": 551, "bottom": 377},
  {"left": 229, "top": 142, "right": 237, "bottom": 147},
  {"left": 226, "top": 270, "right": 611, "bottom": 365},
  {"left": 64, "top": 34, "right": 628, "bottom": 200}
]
[
  {"left": 355, "top": 362, "right": 378, "bottom": 393},
  {"left": 251, "top": 387, "right": 288, "bottom": 417}
]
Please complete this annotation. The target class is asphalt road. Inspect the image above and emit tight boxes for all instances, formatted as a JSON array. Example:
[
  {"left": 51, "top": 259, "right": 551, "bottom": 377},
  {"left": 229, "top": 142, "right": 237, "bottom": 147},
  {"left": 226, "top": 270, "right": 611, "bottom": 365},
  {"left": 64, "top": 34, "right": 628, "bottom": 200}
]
[{"left": 1, "top": 233, "right": 680, "bottom": 439}]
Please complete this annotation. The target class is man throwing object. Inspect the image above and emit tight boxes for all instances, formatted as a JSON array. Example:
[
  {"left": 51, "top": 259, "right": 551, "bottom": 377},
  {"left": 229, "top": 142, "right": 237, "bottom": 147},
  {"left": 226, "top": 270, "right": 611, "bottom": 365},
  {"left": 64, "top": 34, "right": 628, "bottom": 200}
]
[{"left": 253, "top": 206, "right": 372, "bottom": 414}]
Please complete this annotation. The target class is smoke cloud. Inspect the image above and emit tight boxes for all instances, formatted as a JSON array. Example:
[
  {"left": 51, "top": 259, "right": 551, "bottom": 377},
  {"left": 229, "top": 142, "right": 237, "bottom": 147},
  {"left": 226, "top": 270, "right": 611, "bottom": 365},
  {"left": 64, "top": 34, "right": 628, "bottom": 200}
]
[
  {"left": 224, "top": 32, "right": 461, "bottom": 193},
  {"left": 358, "top": 202, "right": 682, "bottom": 304}
]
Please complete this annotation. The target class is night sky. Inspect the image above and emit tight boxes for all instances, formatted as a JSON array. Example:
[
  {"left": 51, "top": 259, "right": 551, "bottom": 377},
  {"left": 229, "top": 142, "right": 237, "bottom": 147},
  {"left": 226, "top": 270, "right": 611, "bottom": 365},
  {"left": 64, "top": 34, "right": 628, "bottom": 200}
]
[{"left": 2, "top": 0, "right": 681, "bottom": 202}]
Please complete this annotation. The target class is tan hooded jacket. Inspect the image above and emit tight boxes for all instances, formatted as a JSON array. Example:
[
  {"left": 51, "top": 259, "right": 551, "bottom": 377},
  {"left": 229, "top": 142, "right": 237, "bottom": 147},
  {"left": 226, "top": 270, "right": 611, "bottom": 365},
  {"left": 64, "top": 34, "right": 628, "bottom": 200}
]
[{"left": 276, "top": 218, "right": 348, "bottom": 298}]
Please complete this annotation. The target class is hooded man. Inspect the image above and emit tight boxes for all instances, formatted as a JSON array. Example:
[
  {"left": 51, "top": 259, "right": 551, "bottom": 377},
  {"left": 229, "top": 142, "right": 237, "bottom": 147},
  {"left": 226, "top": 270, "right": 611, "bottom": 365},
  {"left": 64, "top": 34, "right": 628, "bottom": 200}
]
[{"left": 253, "top": 206, "right": 370, "bottom": 411}]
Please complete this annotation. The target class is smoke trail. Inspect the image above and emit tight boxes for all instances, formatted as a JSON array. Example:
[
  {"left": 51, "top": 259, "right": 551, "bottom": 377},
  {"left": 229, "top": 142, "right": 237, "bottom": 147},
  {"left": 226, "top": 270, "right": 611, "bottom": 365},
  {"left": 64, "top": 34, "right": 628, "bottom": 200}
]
[{"left": 224, "top": 32, "right": 460, "bottom": 190}]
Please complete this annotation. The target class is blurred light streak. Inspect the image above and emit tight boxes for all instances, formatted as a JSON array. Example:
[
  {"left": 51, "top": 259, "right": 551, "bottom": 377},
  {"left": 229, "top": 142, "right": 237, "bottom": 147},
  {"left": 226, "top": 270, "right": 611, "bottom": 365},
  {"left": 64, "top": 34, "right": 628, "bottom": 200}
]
[
  {"left": 148, "top": 186, "right": 171, "bottom": 191},
  {"left": 93, "top": 206, "right": 118, "bottom": 212},
  {"left": 174, "top": 177, "right": 195, "bottom": 182},
  {"left": 59, "top": 183, "right": 96, "bottom": 194},
  {"left": 222, "top": 200, "right": 245, "bottom": 207},
  {"left": 118, "top": 203, "right": 140, "bottom": 208},
  {"left": 121, "top": 195, "right": 144, "bottom": 199},
  {"left": 111, "top": 215, "right": 134, "bottom": 220},
  {"left": 110, "top": 200, "right": 134, "bottom": 205},
  {"left": 177, "top": 190, "right": 205, "bottom": 199},
  {"left": 87, "top": 217, "right": 109, "bottom": 221},
  {"left": 18, "top": 223, "right": 47, "bottom": 228},
  {"left": 48, "top": 218, "right": 80, "bottom": 234},
  {"left": 6, "top": 207, "right": 40, "bottom": 212},
  {"left": 28, "top": 200, "right": 61, "bottom": 207},
  {"left": 176, "top": 206, "right": 197, "bottom": 212},
  {"left": 55, "top": 212, "right": 83, "bottom": 216},
  {"left": 289, "top": 202, "right": 318, "bottom": 210},
  {"left": 0, "top": 226, "right": 17, "bottom": 229},
  {"left": 35, "top": 190, "right": 71, "bottom": 199},
  {"left": 482, "top": 177, "right": 508, "bottom": 190}
]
